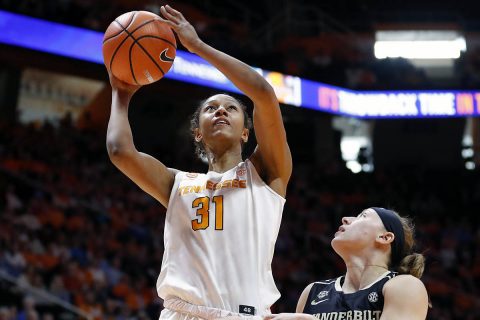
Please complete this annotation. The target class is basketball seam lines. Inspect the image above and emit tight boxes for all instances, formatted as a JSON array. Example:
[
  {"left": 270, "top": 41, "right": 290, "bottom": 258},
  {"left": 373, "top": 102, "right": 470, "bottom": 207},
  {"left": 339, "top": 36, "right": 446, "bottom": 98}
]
[
  {"left": 108, "top": 11, "right": 138, "bottom": 72},
  {"left": 135, "top": 35, "right": 177, "bottom": 49},
  {"left": 109, "top": 14, "right": 158, "bottom": 78},
  {"left": 117, "top": 21, "right": 166, "bottom": 84},
  {"left": 112, "top": 18, "right": 171, "bottom": 84},
  {"left": 103, "top": 11, "right": 137, "bottom": 44},
  {"left": 128, "top": 37, "right": 166, "bottom": 84}
]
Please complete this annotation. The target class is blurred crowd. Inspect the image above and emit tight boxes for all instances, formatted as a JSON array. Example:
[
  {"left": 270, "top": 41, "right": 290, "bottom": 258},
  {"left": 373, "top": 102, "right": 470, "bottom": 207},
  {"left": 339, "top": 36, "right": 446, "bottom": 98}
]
[
  {"left": 1, "top": 0, "right": 480, "bottom": 90},
  {"left": 0, "top": 117, "right": 165, "bottom": 319},
  {"left": 0, "top": 113, "right": 479, "bottom": 320}
]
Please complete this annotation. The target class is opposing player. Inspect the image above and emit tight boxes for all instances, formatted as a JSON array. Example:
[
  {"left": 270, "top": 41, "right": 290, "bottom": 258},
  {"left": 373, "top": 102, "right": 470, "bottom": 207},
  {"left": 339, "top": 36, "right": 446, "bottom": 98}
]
[
  {"left": 267, "top": 208, "right": 428, "bottom": 320},
  {"left": 106, "top": 5, "right": 292, "bottom": 320}
]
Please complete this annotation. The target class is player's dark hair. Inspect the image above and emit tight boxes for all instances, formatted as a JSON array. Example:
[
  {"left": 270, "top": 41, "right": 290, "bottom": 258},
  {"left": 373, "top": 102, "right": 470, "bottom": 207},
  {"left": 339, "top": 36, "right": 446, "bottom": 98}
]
[{"left": 190, "top": 94, "right": 252, "bottom": 160}]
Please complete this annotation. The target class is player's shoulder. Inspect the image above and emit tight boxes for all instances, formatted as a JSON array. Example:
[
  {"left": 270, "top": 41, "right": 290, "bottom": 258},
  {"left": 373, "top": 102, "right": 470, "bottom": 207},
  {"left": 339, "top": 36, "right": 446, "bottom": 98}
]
[
  {"left": 168, "top": 167, "right": 181, "bottom": 177},
  {"left": 382, "top": 274, "right": 429, "bottom": 317},
  {"left": 302, "top": 279, "right": 336, "bottom": 295},
  {"left": 301, "top": 282, "right": 316, "bottom": 295},
  {"left": 384, "top": 274, "right": 424, "bottom": 287},
  {"left": 308, "top": 278, "right": 338, "bottom": 293},
  {"left": 299, "top": 279, "right": 339, "bottom": 310},
  {"left": 298, "top": 280, "right": 336, "bottom": 313},
  {"left": 313, "top": 278, "right": 338, "bottom": 286},
  {"left": 181, "top": 171, "right": 204, "bottom": 179},
  {"left": 383, "top": 274, "right": 427, "bottom": 296}
]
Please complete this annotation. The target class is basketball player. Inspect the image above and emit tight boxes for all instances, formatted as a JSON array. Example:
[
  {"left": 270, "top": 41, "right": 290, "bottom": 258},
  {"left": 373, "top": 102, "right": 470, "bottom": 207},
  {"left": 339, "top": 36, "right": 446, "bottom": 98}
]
[
  {"left": 106, "top": 4, "right": 292, "bottom": 320},
  {"left": 265, "top": 208, "right": 428, "bottom": 320}
]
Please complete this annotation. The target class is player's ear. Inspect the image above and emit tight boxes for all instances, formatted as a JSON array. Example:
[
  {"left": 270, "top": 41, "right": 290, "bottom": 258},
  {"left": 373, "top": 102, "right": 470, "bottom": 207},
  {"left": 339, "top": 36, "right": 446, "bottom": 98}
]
[
  {"left": 376, "top": 232, "right": 394, "bottom": 244},
  {"left": 241, "top": 128, "right": 249, "bottom": 143},
  {"left": 194, "top": 128, "right": 203, "bottom": 142}
]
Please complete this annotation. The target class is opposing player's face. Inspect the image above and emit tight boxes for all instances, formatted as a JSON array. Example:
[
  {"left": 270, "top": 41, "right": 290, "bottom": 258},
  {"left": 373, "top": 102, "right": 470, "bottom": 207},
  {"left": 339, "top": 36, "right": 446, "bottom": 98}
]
[
  {"left": 195, "top": 94, "right": 248, "bottom": 148},
  {"left": 331, "top": 208, "right": 386, "bottom": 253}
]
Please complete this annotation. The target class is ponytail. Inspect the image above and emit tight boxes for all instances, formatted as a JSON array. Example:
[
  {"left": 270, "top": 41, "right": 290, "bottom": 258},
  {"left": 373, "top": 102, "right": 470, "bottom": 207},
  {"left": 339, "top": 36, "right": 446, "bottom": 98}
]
[
  {"left": 389, "top": 211, "right": 425, "bottom": 279},
  {"left": 398, "top": 252, "right": 425, "bottom": 278}
]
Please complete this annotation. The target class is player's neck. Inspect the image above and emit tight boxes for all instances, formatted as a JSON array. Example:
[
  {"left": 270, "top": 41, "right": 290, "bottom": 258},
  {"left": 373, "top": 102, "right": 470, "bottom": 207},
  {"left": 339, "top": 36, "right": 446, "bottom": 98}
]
[
  {"left": 343, "top": 256, "right": 389, "bottom": 293},
  {"left": 207, "top": 149, "right": 243, "bottom": 173}
]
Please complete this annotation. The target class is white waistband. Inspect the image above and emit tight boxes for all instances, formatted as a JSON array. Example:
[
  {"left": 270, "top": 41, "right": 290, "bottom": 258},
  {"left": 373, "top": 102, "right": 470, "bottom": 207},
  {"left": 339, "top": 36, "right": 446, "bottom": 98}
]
[{"left": 163, "top": 298, "right": 262, "bottom": 320}]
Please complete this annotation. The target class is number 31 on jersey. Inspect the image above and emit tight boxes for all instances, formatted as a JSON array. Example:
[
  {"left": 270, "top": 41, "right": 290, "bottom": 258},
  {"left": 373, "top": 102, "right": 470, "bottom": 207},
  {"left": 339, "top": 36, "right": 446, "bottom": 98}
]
[{"left": 191, "top": 196, "right": 223, "bottom": 231}]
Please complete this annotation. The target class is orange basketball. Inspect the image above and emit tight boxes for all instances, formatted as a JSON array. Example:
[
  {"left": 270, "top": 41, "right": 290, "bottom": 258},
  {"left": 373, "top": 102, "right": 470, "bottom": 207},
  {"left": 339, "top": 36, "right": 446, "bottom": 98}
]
[{"left": 102, "top": 11, "right": 176, "bottom": 85}]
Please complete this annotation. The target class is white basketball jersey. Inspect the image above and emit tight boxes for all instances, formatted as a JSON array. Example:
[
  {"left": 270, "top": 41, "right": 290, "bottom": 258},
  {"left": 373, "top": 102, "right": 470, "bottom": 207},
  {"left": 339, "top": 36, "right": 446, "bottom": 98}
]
[{"left": 156, "top": 159, "right": 285, "bottom": 316}]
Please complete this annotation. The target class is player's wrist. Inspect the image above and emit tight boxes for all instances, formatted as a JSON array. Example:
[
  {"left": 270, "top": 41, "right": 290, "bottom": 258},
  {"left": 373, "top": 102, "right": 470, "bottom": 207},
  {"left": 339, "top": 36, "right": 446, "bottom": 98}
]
[
  {"left": 112, "top": 88, "right": 135, "bottom": 104},
  {"left": 187, "top": 38, "right": 206, "bottom": 54}
]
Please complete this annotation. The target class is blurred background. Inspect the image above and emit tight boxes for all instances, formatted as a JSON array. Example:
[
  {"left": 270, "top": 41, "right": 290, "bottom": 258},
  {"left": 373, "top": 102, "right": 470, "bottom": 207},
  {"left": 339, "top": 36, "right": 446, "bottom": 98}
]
[{"left": 0, "top": 1, "right": 480, "bottom": 319}]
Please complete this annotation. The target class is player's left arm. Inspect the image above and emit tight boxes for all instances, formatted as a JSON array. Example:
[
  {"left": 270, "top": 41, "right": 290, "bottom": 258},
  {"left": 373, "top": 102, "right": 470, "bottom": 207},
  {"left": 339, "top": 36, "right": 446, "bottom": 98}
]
[
  {"left": 380, "top": 275, "right": 428, "bottom": 320},
  {"left": 159, "top": 5, "right": 292, "bottom": 197}
]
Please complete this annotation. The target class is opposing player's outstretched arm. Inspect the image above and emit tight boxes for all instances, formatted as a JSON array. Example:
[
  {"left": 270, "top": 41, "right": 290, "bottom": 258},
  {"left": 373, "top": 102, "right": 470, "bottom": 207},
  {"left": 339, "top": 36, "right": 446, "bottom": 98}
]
[
  {"left": 106, "top": 74, "right": 177, "bottom": 208},
  {"left": 380, "top": 275, "right": 428, "bottom": 320},
  {"left": 159, "top": 5, "right": 292, "bottom": 197}
]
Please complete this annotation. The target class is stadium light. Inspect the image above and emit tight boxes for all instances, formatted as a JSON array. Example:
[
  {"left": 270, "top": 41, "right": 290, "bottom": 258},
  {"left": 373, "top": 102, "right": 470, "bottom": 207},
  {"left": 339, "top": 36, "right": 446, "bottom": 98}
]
[
  {"left": 374, "top": 30, "right": 466, "bottom": 59},
  {"left": 465, "top": 161, "right": 476, "bottom": 170},
  {"left": 346, "top": 161, "right": 362, "bottom": 174},
  {"left": 462, "top": 148, "right": 474, "bottom": 159}
]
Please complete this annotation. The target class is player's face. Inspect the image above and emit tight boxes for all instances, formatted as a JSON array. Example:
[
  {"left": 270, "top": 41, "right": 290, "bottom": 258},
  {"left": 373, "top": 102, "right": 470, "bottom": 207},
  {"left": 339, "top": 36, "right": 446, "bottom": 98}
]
[
  {"left": 331, "top": 208, "right": 386, "bottom": 253},
  {"left": 196, "top": 94, "right": 248, "bottom": 149}
]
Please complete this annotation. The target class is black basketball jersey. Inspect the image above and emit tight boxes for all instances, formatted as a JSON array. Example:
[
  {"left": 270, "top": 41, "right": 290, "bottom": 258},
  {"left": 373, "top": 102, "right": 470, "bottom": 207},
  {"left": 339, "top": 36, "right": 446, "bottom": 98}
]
[{"left": 303, "top": 271, "right": 397, "bottom": 320}]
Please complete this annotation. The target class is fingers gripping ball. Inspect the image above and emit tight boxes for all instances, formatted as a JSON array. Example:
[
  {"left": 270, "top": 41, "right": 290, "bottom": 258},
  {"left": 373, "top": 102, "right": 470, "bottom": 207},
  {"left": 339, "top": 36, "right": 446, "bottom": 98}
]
[{"left": 103, "top": 11, "right": 176, "bottom": 85}]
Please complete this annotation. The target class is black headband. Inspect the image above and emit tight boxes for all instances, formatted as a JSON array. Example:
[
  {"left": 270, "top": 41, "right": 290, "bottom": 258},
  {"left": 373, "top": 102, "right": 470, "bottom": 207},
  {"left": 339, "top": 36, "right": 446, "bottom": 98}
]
[{"left": 371, "top": 207, "right": 405, "bottom": 268}]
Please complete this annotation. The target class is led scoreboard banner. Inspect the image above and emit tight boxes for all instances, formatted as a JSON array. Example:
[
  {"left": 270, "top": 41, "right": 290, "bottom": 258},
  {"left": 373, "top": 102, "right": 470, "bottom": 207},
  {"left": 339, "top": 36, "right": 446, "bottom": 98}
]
[
  {"left": 1, "top": 10, "right": 479, "bottom": 118},
  {"left": 303, "top": 80, "right": 480, "bottom": 118}
]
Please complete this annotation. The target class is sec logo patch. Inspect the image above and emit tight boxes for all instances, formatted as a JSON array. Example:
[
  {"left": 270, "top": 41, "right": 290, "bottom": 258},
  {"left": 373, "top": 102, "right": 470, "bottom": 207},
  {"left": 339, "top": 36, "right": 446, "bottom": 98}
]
[
  {"left": 368, "top": 292, "right": 378, "bottom": 303},
  {"left": 236, "top": 168, "right": 246, "bottom": 176}
]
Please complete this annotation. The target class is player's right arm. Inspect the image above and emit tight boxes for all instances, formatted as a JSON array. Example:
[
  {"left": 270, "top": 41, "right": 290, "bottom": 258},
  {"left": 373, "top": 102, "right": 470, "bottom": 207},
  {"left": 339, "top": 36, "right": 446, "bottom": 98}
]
[
  {"left": 296, "top": 283, "right": 314, "bottom": 312},
  {"left": 106, "top": 73, "right": 177, "bottom": 208}
]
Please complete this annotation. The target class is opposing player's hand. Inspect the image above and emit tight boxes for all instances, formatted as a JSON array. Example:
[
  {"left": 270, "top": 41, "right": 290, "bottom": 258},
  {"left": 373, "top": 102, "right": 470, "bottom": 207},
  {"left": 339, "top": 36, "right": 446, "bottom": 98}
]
[
  {"left": 159, "top": 5, "right": 202, "bottom": 53},
  {"left": 107, "top": 70, "right": 141, "bottom": 96}
]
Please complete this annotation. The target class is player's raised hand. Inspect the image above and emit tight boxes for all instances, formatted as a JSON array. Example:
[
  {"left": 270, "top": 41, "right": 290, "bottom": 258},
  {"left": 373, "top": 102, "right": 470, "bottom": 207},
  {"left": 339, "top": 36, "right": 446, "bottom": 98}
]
[
  {"left": 107, "top": 70, "right": 141, "bottom": 96},
  {"left": 159, "top": 5, "right": 202, "bottom": 53}
]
